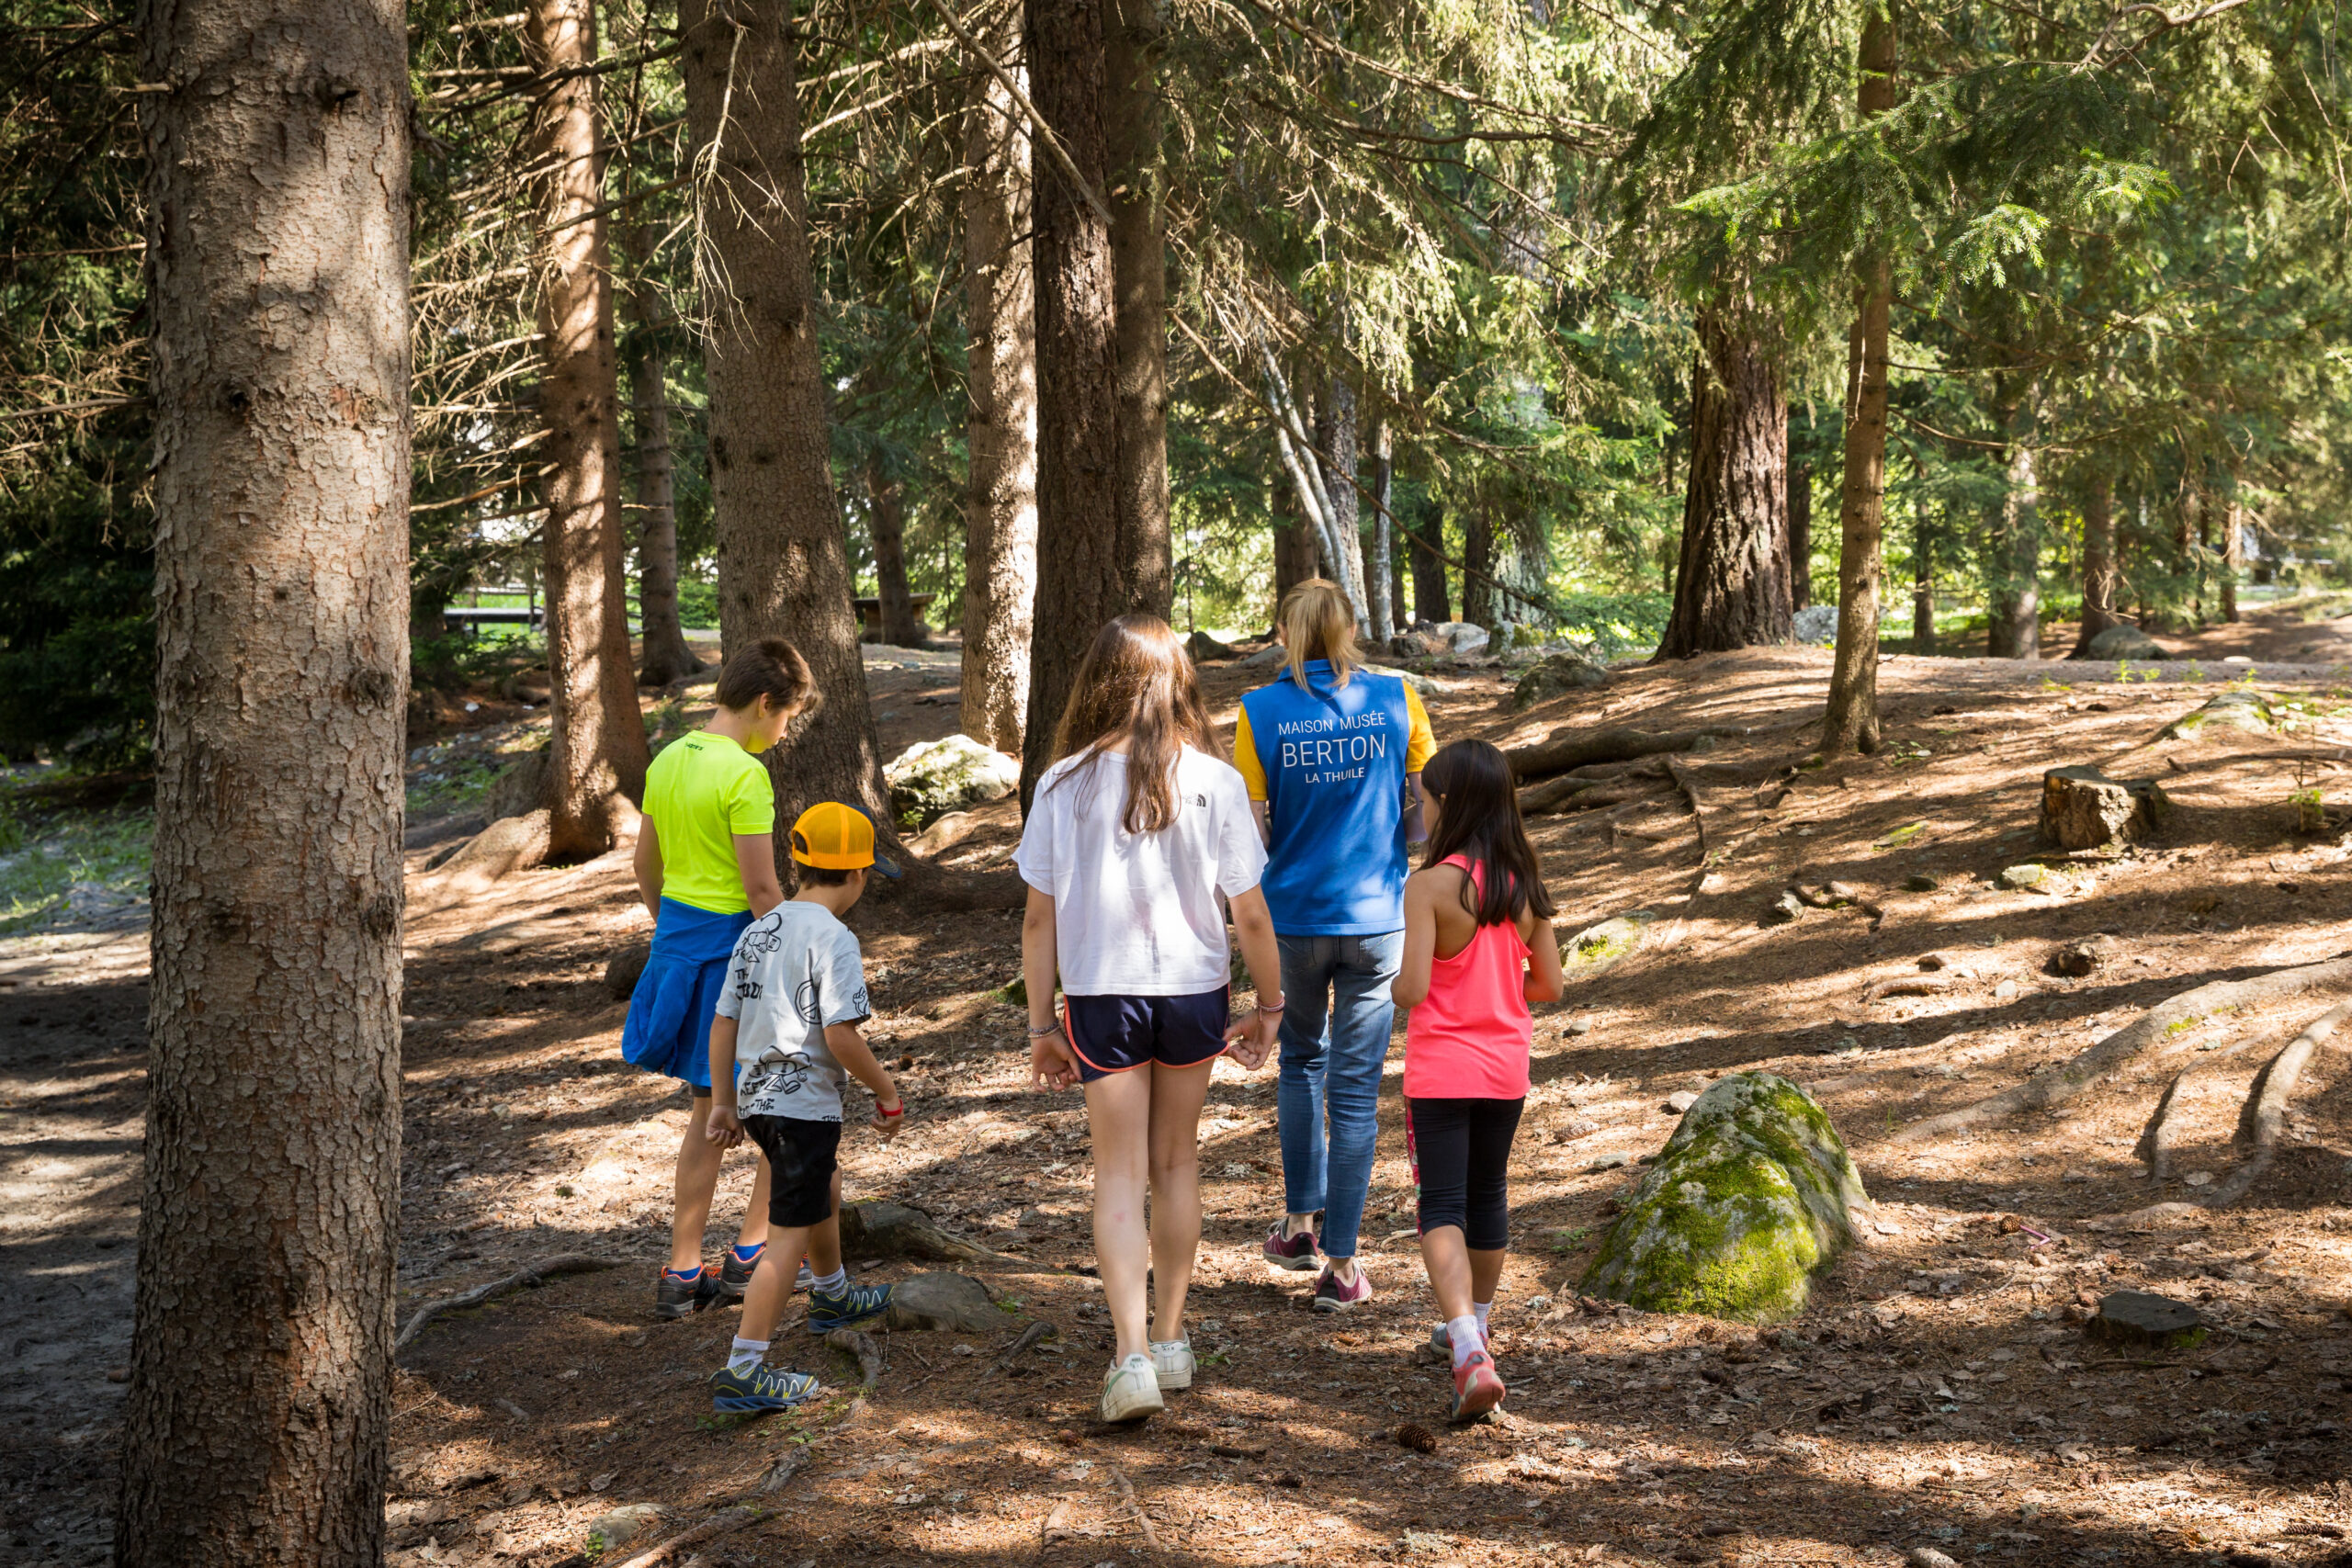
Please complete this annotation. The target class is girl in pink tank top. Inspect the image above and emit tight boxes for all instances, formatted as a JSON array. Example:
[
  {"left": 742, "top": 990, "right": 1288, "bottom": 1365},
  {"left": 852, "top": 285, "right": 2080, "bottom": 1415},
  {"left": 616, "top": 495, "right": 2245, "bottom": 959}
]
[{"left": 1391, "top": 739, "right": 1566, "bottom": 1424}]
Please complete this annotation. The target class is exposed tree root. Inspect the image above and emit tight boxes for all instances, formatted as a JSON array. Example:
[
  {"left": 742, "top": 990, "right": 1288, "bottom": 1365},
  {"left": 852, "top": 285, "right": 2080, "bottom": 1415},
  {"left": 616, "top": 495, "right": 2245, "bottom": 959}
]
[
  {"left": 1519, "top": 778, "right": 1673, "bottom": 816},
  {"left": 983, "top": 1318, "right": 1052, "bottom": 1377},
  {"left": 1505, "top": 724, "right": 1747, "bottom": 783},
  {"left": 607, "top": 1505, "right": 758, "bottom": 1568},
  {"left": 1891, "top": 955, "right": 2352, "bottom": 1146},
  {"left": 1108, "top": 1464, "right": 1164, "bottom": 1554},
  {"left": 2132, "top": 1071, "right": 2201, "bottom": 1186},
  {"left": 827, "top": 1326, "right": 885, "bottom": 1388},
  {"left": 872, "top": 857, "right": 1025, "bottom": 912},
  {"left": 2204, "top": 999, "right": 2352, "bottom": 1206},
  {"left": 393, "top": 1254, "right": 617, "bottom": 1354},
  {"left": 1866, "top": 975, "right": 1951, "bottom": 1003}
]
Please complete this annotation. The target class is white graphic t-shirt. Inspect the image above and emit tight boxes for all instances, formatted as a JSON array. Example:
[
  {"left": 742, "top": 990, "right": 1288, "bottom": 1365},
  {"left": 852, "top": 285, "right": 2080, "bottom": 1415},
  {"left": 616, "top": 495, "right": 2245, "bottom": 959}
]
[{"left": 714, "top": 900, "right": 870, "bottom": 1122}]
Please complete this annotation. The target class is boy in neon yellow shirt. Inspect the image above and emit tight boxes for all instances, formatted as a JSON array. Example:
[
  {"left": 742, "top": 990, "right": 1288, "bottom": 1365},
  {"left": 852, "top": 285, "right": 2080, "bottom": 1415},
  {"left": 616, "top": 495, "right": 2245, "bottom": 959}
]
[{"left": 623, "top": 637, "right": 813, "bottom": 1319}]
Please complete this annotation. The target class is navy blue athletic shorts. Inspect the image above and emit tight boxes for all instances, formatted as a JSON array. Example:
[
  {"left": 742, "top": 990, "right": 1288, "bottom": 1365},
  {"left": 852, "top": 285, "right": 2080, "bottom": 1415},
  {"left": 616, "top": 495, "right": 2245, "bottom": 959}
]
[{"left": 1061, "top": 987, "right": 1230, "bottom": 1082}]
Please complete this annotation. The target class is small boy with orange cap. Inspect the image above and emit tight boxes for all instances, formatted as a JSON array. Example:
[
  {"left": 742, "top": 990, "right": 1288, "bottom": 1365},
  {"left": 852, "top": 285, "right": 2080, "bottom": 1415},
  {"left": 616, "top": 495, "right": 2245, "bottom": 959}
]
[{"left": 702, "top": 801, "right": 908, "bottom": 1411}]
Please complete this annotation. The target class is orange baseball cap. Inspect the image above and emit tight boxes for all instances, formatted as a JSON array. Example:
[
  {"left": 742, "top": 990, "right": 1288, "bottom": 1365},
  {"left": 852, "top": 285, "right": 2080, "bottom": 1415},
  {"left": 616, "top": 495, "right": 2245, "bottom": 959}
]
[{"left": 788, "top": 801, "right": 902, "bottom": 878}]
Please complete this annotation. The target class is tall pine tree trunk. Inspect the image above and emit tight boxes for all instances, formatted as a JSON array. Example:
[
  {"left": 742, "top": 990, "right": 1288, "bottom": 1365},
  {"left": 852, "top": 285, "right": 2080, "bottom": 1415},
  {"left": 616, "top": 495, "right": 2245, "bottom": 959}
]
[
  {"left": 123, "top": 0, "right": 409, "bottom": 1556},
  {"left": 1022, "top": 0, "right": 1124, "bottom": 801},
  {"left": 2071, "top": 468, "right": 2120, "bottom": 653},
  {"left": 622, "top": 220, "right": 700, "bottom": 685},
  {"left": 1820, "top": 6, "right": 1895, "bottom": 755},
  {"left": 682, "top": 0, "right": 893, "bottom": 845},
  {"left": 528, "top": 0, "right": 649, "bottom": 856},
  {"left": 1986, "top": 419, "right": 2041, "bottom": 659},
  {"left": 957, "top": 14, "right": 1036, "bottom": 755},
  {"left": 1316, "top": 371, "right": 1365, "bottom": 626},
  {"left": 1655, "top": 311, "right": 1792, "bottom": 659},
  {"left": 1912, "top": 513, "right": 1937, "bottom": 652},
  {"left": 1369, "top": 416, "right": 1396, "bottom": 643},
  {"left": 2222, "top": 491, "right": 2241, "bottom": 621},
  {"left": 1462, "top": 501, "right": 1495, "bottom": 630},
  {"left": 1409, "top": 505, "right": 1450, "bottom": 623},
  {"left": 1272, "top": 488, "right": 1319, "bottom": 619},
  {"left": 866, "top": 452, "right": 923, "bottom": 646},
  {"left": 1107, "top": 0, "right": 1170, "bottom": 618},
  {"left": 1788, "top": 420, "right": 1812, "bottom": 610}
]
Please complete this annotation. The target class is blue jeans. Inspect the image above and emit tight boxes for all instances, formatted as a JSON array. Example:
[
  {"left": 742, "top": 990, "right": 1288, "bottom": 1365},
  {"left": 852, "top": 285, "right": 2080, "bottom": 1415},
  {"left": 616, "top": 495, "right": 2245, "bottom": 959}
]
[{"left": 1273, "top": 931, "right": 1405, "bottom": 1261}]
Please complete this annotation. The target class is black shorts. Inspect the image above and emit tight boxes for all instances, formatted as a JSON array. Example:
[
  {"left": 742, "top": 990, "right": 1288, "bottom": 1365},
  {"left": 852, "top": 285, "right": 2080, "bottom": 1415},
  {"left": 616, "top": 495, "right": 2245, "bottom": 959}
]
[
  {"left": 1408, "top": 1097, "right": 1524, "bottom": 1252},
  {"left": 1062, "top": 988, "right": 1230, "bottom": 1083},
  {"left": 742, "top": 1115, "right": 842, "bottom": 1228}
]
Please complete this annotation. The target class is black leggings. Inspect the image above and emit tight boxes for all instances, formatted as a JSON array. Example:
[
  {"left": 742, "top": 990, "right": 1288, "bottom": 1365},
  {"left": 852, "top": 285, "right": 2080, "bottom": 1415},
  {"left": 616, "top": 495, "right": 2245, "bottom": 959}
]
[{"left": 1408, "top": 1097, "right": 1524, "bottom": 1252}]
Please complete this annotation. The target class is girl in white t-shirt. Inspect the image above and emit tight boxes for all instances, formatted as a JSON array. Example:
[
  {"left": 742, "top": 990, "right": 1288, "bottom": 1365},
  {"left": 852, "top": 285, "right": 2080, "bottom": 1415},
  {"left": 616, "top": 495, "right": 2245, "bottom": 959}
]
[{"left": 1016, "top": 614, "right": 1284, "bottom": 1425}]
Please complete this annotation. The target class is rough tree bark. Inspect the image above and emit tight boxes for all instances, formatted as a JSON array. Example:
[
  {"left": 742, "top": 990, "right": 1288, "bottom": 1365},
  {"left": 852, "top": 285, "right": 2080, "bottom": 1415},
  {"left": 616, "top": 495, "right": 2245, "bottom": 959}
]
[
  {"left": 621, "top": 218, "right": 700, "bottom": 686},
  {"left": 1107, "top": 0, "right": 1170, "bottom": 618},
  {"left": 1023, "top": 0, "right": 1125, "bottom": 800},
  {"left": 1788, "top": 430, "right": 1812, "bottom": 609},
  {"left": 1409, "top": 505, "right": 1450, "bottom": 622},
  {"left": 1462, "top": 501, "right": 1495, "bottom": 629},
  {"left": 527, "top": 0, "right": 649, "bottom": 855},
  {"left": 1316, "top": 369, "right": 1369, "bottom": 631},
  {"left": 682, "top": 0, "right": 895, "bottom": 842},
  {"left": 2072, "top": 468, "right": 2120, "bottom": 652},
  {"left": 1272, "top": 489, "right": 1319, "bottom": 614},
  {"left": 1368, "top": 416, "right": 1396, "bottom": 644},
  {"left": 1820, "top": 6, "right": 1895, "bottom": 756},
  {"left": 865, "top": 452, "right": 923, "bottom": 647},
  {"left": 1912, "top": 513, "right": 1937, "bottom": 652},
  {"left": 1986, "top": 404, "right": 2041, "bottom": 659},
  {"left": 957, "top": 14, "right": 1037, "bottom": 754},
  {"left": 2221, "top": 490, "right": 2242, "bottom": 622},
  {"left": 123, "top": 0, "right": 410, "bottom": 1557},
  {"left": 1655, "top": 311, "right": 1792, "bottom": 660}
]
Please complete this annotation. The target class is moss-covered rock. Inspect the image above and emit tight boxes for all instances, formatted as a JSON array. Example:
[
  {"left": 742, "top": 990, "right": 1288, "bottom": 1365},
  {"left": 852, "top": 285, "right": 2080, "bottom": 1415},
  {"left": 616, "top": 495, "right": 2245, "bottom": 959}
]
[
  {"left": 1560, "top": 909, "right": 1655, "bottom": 975},
  {"left": 2158, "top": 690, "right": 2276, "bottom": 739},
  {"left": 1580, "top": 1071, "right": 1868, "bottom": 1323},
  {"left": 884, "top": 734, "right": 1019, "bottom": 827}
]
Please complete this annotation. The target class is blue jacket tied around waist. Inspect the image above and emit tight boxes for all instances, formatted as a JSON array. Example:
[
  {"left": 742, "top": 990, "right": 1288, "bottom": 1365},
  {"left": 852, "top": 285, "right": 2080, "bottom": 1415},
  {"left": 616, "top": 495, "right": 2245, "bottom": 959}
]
[{"left": 621, "top": 897, "right": 754, "bottom": 1089}]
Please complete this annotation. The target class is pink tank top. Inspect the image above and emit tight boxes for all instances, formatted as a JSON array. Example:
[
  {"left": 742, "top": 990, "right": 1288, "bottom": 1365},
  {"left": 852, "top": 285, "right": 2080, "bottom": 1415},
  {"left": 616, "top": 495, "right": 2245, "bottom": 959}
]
[{"left": 1403, "top": 855, "right": 1533, "bottom": 1100}]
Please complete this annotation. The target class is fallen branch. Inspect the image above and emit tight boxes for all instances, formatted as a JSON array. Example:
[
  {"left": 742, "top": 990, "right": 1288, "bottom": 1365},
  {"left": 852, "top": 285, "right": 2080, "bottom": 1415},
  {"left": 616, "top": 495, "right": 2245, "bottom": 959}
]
[
  {"left": 838, "top": 1201, "right": 1036, "bottom": 1266},
  {"left": 1520, "top": 780, "right": 1672, "bottom": 817},
  {"left": 394, "top": 1254, "right": 616, "bottom": 1354},
  {"left": 1865, "top": 976, "right": 1952, "bottom": 1003},
  {"left": 1893, "top": 956, "right": 2352, "bottom": 1145},
  {"left": 1107, "top": 1464, "right": 1163, "bottom": 1554},
  {"left": 1505, "top": 725, "right": 1747, "bottom": 783},
  {"left": 983, "top": 1318, "right": 1051, "bottom": 1378},
  {"left": 608, "top": 1506, "right": 759, "bottom": 1568},
  {"left": 827, "top": 1326, "right": 884, "bottom": 1389}
]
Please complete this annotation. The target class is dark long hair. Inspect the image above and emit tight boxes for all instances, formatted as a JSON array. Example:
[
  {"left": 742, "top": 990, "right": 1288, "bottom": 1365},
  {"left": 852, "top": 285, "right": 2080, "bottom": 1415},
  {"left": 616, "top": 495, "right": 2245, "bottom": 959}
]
[
  {"left": 1419, "top": 739, "right": 1556, "bottom": 926},
  {"left": 1047, "top": 615, "right": 1218, "bottom": 834}
]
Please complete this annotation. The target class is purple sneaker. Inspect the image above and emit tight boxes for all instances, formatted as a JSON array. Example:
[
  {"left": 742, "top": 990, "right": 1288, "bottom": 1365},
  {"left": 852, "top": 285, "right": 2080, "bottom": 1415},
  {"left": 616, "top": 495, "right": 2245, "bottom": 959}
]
[
  {"left": 1261, "top": 1215, "right": 1322, "bottom": 1272},
  {"left": 1312, "top": 1264, "right": 1373, "bottom": 1312}
]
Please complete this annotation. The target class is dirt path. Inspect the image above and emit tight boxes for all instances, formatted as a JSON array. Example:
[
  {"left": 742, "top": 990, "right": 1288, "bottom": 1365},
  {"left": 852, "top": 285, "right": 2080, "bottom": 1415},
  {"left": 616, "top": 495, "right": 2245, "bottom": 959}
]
[{"left": 6, "top": 608, "right": 2351, "bottom": 1567}]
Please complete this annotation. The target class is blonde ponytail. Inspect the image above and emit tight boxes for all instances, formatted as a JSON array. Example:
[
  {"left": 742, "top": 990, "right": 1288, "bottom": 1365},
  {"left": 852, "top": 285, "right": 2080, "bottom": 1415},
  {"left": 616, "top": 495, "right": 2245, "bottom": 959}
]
[{"left": 1277, "top": 579, "right": 1361, "bottom": 692}]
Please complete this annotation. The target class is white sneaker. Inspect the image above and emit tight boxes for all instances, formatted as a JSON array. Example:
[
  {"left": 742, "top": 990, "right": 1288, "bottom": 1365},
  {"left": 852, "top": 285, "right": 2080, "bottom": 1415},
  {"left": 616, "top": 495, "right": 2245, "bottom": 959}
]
[
  {"left": 1149, "top": 1337, "right": 1193, "bottom": 1392},
  {"left": 1100, "top": 1352, "right": 1165, "bottom": 1424}
]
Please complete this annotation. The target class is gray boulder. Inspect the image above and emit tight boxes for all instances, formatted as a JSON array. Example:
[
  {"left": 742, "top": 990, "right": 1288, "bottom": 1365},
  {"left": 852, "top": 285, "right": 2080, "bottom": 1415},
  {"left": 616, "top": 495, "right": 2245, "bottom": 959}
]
[
  {"left": 2158, "top": 690, "right": 2278, "bottom": 739},
  {"left": 1430, "top": 621, "right": 1490, "bottom": 656},
  {"left": 1511, "top": 650, "right": 1610, "bottom": 709},
  {"left": 884, "top": 1271, "right": 1006, "bottom": 1333},
  {"left": 884, "top": 735, "right": 1019, "bottom": 828},
  {"left": 1792, "top": 604, "right": 1839, "bottom": 646},
  {"left": 1185, "top": 629, "right": 1237, "bottom": 662},
  {"left": 2085, "top": 624, "right": 2166, "bottom": 661},
  {"left": 1581, "top": 1071, "right": 1869, "bottom": 1323}
]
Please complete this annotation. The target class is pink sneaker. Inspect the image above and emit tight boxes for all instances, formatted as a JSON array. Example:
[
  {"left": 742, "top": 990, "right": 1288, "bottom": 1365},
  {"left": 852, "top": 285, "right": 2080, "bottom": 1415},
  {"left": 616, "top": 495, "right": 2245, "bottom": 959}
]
[
  {"left": 1261, "top": 1217, "right": 1321, "bottom": 1271},
  {"left": 1450, "top": 1348, "right": 1505, "bottom": 1423},
  {"left": 1312, "top": 1264, "right": 1372, "bottom": 1312}
]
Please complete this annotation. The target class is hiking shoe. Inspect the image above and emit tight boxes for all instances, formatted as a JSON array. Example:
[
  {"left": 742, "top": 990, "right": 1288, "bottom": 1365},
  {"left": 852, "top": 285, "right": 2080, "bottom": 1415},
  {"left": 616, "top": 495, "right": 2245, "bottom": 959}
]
[
  {"left": 1262, "top": 1214, "right": 1322, "bottom": 1271},
  {"left": 795, "top": 1257, "right": 815, "bottom": 1292},
  {"left": 1449, "top": 1348, "right": 1506, "bottom": 1424},
  {"left": 1101, "top": 1353, "right": 1165, "bottom": 1424},
  {"left": 653, "top": 1265, "right": 718, "bottom": 1320},
  {"left": 718, "top": 1247, "right": 764, "bottom": 1305},
  {"left": 808, "top": 1280, "right": 893, "bottom": 1334},
  {"left": 709, "top": 1361, "right": 819, "bottom": 1413},
  {"left": 1429, "top": 1320, "right": 1494, "bottom": 1356},
  {"left": 1149, "top": 1337, "right": 1194, "bottom": 1392},
  {"left": 1312, "top": 1264, "right": 1373, "bottom": 1312}
]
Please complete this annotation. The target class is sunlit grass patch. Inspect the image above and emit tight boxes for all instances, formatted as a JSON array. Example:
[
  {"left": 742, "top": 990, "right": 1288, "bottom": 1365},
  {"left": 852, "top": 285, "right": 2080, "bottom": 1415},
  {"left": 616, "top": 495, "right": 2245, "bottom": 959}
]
[{"left": 0, "top": 798, "right": 150, "bottom": 932}]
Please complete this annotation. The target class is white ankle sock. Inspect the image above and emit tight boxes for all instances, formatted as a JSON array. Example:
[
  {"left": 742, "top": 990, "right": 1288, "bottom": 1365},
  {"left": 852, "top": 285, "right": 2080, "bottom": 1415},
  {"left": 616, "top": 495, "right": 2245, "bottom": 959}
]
[
  {"left": 1474, "top": 1300, "right": 1492, "bottom": 1337},
  {"left": 1447, "top": 1314, "right": 1481, "bottom": 1369},
  {"left": 810, "top": 1267, "right": 847, "bottom": 1295},
  {"left": 728, "top": 1336, "right": 769, "bottom": 1373}
]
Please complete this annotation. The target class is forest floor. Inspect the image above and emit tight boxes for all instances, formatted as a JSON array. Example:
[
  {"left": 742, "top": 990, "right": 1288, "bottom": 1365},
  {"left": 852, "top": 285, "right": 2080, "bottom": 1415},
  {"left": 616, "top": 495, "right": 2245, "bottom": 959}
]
[{"left": 5, "top": 603, "right": 2352, "bottom": 1567}]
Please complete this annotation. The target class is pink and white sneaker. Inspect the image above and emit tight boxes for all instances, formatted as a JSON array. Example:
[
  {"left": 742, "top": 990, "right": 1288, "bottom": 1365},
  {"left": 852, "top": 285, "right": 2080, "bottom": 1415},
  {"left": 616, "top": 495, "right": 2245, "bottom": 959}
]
[
  {"left": 1261, "top": 1216, "right": 1322, "bottom": 1271},
  {"left": 1312, "top": 1264, "right": 1373, "bottom": 1312},
  {"left": 1449, "top": 1348, "right": 1506, "bottom": 1424}
]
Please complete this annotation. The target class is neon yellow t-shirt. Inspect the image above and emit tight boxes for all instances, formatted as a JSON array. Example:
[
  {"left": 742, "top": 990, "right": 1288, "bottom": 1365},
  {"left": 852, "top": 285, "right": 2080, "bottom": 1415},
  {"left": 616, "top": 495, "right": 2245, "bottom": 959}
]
[
  {"left": 644, "top": 731, "right": 775, "bottom": 913},
  {"left": 1233, "top": 676, "right": 1436, "bottom": 801}
]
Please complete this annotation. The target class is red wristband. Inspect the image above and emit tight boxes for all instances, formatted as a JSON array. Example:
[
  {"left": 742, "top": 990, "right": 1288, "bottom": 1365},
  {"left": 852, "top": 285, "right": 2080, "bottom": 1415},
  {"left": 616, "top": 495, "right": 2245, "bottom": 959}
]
[{"left": 877, "top": 1100, "right": 905, "bottom": 1118}]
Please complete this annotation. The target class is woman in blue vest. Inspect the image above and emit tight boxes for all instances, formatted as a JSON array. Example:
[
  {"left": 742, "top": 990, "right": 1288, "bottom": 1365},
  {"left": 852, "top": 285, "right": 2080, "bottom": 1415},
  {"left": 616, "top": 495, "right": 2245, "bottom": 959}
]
[{"left": 1234, "top": 579, "right": 1435, "bottom": 1309}]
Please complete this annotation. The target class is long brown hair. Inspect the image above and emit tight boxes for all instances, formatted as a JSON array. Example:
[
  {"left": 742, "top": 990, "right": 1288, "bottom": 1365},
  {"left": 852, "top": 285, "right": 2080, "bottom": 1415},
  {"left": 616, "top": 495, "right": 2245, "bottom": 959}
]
[
  {"left": 1047, "top": 615, "right": 1218, "bottom": 833},
  {"left": 1420, "top": 739, "right": 1557, "bottom": 926},
  {"left": 1277, "top": 578, "right": 1360, "bottom": 692}
]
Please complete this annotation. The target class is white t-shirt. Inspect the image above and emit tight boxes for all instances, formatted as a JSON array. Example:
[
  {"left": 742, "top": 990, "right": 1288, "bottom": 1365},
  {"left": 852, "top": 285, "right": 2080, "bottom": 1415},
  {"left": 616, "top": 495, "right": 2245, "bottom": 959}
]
[
  {"left": 1014, "top": 745, "right": 1268, "bottom": 997},
  {"left": 713, "top": 900, "right": 870, "bottom": 1122}
]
